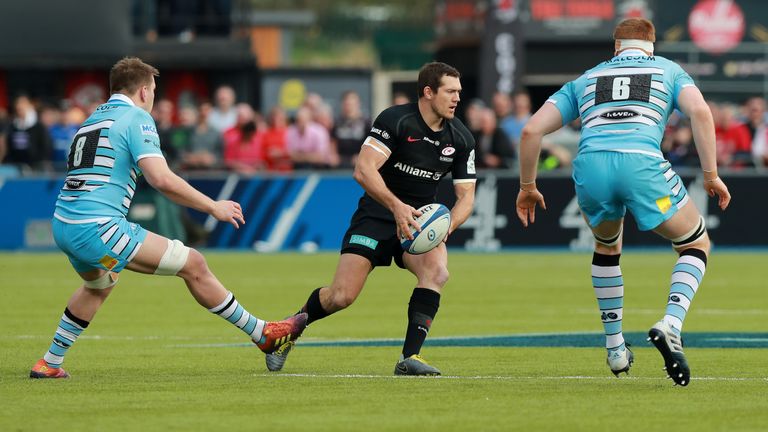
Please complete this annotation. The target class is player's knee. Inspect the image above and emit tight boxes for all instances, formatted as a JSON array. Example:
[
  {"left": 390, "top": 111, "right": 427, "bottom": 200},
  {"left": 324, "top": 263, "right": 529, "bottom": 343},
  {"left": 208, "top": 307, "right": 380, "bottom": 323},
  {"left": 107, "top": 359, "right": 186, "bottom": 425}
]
[
  {"left": 422, "top": 263, "right": 450, "bottom": 288},
  {"left": 177, "top": 248, "right": 209, "bottom": 281},
  {"left": 594, "top": 226, "right": 623, "bottom": 249},
  {"left": 83, "top": 272, "right": 119, "bottom": 290},
  {"left": 670, "top": 216, "right": 710, "bottom": 254},
  {"left": 328, "top": 288, "right": 357, "bottom": 310},
  {"left": 155, "top": 239, "right": 193, "bottom": 276}
]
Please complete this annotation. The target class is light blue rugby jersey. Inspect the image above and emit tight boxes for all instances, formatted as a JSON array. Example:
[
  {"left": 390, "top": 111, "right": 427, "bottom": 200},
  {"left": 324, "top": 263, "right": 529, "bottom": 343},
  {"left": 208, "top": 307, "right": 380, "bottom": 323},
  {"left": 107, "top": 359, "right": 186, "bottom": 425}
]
[
  {"left": 547, "top": 50, "right": 696, "bottom": 157},
  {"left": 54, "top": 94, "right": 164, "bottom": 221}
]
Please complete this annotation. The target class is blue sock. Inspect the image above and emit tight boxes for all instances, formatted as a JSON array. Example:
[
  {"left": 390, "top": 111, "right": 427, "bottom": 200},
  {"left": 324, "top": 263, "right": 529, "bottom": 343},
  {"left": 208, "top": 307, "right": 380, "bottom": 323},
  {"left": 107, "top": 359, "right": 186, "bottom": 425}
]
[
  {"left": 43, "top": 308, "right": 89, "bottom": 368},
  {"left": 663, "top": 249, "right": 707, "bottom": 334},
  {"left": 208, "top": 292, "right": 266, "bottom": 342},
  {"left": 592, "top": 253, "right": 625, "bottom": 352}
]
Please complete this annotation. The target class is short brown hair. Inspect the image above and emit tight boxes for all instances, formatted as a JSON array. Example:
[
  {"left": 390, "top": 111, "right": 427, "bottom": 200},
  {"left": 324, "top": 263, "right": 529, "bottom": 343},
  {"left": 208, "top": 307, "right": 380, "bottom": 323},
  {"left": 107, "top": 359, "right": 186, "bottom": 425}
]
[
  {"left": 110, "top": 57, "right": 159, "bottom": 94},
  {"left": 613, "top": 18, "right": 656, "bottom": 42},
  {"left": 417, "top": 62, "right": 460, "bottom": 98}
]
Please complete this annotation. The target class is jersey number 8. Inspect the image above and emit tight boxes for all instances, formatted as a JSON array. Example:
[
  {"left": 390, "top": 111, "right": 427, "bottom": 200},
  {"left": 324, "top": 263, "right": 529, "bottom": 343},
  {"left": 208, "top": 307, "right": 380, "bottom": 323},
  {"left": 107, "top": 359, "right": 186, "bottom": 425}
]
[{"left": 67, "top": 129, "right": 101, "bottom": 172}]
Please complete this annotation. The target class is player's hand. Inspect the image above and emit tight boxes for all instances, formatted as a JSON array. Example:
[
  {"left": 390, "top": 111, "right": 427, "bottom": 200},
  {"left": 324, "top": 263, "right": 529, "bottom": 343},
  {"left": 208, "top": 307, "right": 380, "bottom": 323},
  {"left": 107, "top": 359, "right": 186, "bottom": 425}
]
[
  {"left": 704, "top": 177, "right": 731, "bottom": 210},
  {"left": 211, "top": 200, "right": 245, "bottom": 228},
  {"left": 516, "top": 187, "right": 546, "bottom": 227},
  {"left": 393, "top": 202, "right": 422, "bottom": 240}
]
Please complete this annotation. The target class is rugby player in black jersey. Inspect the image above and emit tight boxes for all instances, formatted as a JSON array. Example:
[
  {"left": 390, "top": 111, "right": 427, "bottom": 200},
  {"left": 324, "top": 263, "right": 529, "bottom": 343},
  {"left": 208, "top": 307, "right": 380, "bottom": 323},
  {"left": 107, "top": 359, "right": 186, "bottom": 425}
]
[{"left": 265, "top": 62, "right": 477, "bottom": 375}]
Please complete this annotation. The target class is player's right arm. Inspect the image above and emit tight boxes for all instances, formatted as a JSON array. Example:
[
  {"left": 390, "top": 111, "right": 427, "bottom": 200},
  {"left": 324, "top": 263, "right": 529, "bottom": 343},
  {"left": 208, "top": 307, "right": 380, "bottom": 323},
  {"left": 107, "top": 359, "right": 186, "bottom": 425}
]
[
  {"left": 127, "top": 110, "right": 244, "bottom": 228},
  {"left": 139, "top": 157, "right": 245, "bottom": 228},
  {"left": 353, "top": 143, "right": 422, "bottom": 240},
  {"left": 515, "top": 102, "right": 563, "bottom": 227},
  {"left": 676, "top": 85, "right": 731, "bottom": 210}
]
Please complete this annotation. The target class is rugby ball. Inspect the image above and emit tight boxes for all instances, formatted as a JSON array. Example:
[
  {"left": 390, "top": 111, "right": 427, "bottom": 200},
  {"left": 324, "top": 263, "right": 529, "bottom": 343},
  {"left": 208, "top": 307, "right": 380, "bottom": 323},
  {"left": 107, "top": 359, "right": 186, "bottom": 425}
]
[{"left": 400, "top": 203, "right": 451, "bottom": 255}]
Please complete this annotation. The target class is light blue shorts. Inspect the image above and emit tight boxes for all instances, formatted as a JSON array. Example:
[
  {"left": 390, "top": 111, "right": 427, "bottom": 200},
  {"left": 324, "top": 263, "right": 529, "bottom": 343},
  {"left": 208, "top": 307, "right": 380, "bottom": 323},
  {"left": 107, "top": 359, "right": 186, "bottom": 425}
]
[
  {"left": 572, "top": 152, "right": 689, "bottom": 231},
  {"left": 52, "top": 216, "right": 148, "bottom": 273}
]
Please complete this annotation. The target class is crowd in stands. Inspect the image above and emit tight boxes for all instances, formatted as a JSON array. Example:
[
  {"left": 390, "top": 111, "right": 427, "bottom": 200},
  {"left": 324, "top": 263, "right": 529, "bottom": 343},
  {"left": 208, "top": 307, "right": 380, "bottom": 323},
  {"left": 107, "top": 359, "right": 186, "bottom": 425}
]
[{"left": 1, "top": 85, "right": 767, "bottom": 177}]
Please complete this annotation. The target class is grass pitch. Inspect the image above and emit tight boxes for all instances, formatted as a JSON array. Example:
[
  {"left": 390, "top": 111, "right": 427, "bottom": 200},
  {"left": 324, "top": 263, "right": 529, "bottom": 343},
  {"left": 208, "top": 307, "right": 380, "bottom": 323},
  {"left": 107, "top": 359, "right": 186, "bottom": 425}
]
[{"left": 1, "top": 251, "right": 766, "bottom": 431}]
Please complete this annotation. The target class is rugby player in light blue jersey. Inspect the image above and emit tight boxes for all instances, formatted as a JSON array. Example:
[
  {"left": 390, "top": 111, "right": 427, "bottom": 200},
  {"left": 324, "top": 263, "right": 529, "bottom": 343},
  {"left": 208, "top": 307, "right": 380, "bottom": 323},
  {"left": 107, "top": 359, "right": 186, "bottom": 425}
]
[
  {"left": 30, "top": 57, "right": 306, "bottom": 379},
  {"left": 515, "top": 19, "right": 731, "bottom": 386}
]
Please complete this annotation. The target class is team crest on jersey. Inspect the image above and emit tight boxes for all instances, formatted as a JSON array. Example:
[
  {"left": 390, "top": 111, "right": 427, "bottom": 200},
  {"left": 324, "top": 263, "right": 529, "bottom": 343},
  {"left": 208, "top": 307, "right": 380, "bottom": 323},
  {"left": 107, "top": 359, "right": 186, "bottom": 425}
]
[
  {"left": 442, "top": 147, "right": 455, "bottom": 156},
  {"left": 140, "top": 124, "right": 159, "bottom": 137}
]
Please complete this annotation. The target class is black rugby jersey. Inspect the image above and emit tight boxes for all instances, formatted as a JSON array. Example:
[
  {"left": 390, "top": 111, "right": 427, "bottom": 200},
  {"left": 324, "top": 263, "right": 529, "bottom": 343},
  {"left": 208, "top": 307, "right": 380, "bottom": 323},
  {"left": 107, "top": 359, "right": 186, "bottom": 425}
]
[{"left": 361, "top": 102, "right": 476, "bottom": 213}]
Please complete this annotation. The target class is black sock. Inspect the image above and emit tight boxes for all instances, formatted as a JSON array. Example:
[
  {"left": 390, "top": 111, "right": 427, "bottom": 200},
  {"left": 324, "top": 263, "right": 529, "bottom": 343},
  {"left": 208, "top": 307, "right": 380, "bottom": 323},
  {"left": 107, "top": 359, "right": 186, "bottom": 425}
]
[
  {"left": 299, "top": 287, "right": 330, "bottom": 325},
  {"left": 402, "top": 288, "right": 440, "bottom": 358}
]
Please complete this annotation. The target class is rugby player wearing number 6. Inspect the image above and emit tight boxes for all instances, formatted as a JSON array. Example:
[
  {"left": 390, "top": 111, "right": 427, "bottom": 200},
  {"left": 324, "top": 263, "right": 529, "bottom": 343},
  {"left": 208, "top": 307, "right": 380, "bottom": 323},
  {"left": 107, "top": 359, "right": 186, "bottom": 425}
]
[
  {"left": 29, "top": 57, "right": 306, "bottom": 379},
  {"left": 515, "top": 19, "right": 730, "bottom": 386},
  {"left": 266, "top": 62, "right": 476, "bottom": 375}
]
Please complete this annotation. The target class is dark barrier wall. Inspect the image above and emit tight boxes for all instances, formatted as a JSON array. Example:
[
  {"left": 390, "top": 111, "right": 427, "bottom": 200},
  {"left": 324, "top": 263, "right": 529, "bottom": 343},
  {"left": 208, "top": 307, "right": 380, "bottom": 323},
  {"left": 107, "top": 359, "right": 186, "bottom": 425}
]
[
  {"left": 437, "top": 173, "right": 761, "bottom": 251},
  {"left": 0, "top": 172, "right": 763, "bottom": 250}
]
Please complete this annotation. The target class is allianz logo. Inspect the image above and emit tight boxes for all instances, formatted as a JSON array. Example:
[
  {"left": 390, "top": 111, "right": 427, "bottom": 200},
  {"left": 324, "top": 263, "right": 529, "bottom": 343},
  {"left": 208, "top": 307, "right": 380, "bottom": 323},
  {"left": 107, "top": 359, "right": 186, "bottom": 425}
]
[{"left": 394, "top": 162, "right": 443, "bottom": 180}]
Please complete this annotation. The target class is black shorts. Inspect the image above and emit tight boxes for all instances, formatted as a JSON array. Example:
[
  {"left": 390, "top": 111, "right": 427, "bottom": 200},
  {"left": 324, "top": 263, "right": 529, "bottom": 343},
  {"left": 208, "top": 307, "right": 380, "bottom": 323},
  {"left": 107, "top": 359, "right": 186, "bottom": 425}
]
[{"left": 340, "top": 202, "right": 406, "bottom": 269}]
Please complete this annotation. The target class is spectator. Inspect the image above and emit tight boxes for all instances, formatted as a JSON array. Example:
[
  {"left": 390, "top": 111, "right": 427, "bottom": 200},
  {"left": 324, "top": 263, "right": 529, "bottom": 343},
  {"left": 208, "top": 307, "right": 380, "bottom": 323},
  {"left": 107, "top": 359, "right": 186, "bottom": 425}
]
[
  {"left": 208, "top": 85, "right": 237, "bottom": 133},
  {"left": 286, "top": 107, "right": 336, "bottom": 169},
  {"left": 315, "top": 102, "right": 335, "bottom": 133},
  {"left": 151, "top": 98, "right": 177, "bottom": 165},
  {"left": 302, "top": 92, "right": 324, "bottom": 119},
  {"left": 39, "top": 104, "right": 62, "bottom": 167},
  {"left": 712, "top": 102, "right": 752, "bottom": 168},
  {"left": 1, "top": 94, "right": 52, "bottom": 172},
  {"left": 48, "top": 105, "right": 86, "bottom": 172},
  {"left": 464, "top": 98, "right": 486, "bottom": 135},
  {"left": 181, "top": 102, "right": 223, "bottom": 171},
  {"left": 261, "top": 106, "right": 292, "bottom": 172},
  {"left": 500, "top": 91, "right": 532, "bottom": 146},
  {"left": 332, "top": 90, "right": 370, "bottom": 168},
  {"left": 492, "top": 91, "right": 514, "bottom": 126},
  {"left": 743, "top": 96, "right": 766, "bottom": 140},
  {"left": 743, "top": 96, "right": 768, "bottom": 167},
  {"left": 392, "top": 91, "right": 411, "bottom": 106},
  {"left": 662, "top": 119, "right": 698, "bottom": 167},
  {"left": 474, "top": 107, "right": 513, "bottom": 168},
  {"left": 223, "top": 103, "right": 265, "bottom": 174}
]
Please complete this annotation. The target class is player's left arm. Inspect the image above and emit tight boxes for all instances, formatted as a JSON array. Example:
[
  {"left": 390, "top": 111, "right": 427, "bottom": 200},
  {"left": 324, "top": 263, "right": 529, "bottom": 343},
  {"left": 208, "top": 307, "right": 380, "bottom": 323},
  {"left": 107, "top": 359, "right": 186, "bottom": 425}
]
[{"left": 449, "top": 182, "right": 475, "bottom": 234}]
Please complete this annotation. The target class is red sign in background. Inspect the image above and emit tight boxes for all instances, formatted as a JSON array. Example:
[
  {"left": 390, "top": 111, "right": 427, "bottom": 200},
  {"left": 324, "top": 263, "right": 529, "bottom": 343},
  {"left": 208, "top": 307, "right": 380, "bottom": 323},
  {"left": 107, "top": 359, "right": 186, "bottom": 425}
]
[{"left": 688, "top": 0, "right": 745, "bottom": 55}]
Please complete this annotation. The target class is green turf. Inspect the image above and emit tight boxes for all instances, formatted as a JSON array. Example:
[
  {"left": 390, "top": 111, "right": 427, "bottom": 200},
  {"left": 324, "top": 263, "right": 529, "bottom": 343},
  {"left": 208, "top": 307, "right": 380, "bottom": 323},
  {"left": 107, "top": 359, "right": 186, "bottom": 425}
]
[{"left": 1, "top": 252, "right": 766, "bottom": 431}]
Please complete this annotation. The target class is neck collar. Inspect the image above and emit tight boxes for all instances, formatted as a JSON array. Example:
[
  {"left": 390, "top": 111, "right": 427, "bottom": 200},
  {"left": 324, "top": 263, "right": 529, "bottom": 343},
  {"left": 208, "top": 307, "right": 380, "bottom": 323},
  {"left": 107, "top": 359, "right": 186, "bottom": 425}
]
[{"left": 108, "top": 93, "right": 136, "bottom": 106}]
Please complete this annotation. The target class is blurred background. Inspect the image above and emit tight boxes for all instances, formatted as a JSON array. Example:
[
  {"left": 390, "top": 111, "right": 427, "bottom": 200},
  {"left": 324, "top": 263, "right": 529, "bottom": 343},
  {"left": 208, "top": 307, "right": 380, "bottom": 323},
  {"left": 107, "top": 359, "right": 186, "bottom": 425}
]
[{"left": 0, "top": 0, "right": 766, "bottom": 251}]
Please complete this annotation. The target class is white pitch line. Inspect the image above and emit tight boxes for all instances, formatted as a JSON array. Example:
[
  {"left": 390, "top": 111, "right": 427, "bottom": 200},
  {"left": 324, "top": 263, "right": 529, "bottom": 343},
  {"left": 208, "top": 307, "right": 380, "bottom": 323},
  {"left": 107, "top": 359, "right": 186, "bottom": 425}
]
[{"left": 256, "top": 373, "right": 768, "bottom": 382}]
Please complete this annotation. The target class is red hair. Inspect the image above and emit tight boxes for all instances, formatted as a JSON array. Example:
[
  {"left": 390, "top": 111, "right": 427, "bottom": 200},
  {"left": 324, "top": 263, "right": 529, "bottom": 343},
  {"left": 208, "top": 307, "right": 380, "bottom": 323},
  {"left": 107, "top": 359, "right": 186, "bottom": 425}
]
[{"left": 613, "top": 18, "right": 656, "bottom": 42}]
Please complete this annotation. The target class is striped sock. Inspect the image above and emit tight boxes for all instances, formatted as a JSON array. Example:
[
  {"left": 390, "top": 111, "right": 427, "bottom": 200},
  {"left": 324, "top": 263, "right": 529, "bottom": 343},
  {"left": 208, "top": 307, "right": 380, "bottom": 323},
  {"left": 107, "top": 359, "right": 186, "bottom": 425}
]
[
  {"left": 663, "top": 249, "right": 707, "bottom": 334},
  {"left": 208, "top": 292, "right": 266, "bottom": 342},
  {"left": 592, "top": 253, "right": 625, "bottom": 352},
  {"left": 43, "top": 308, "right": 89, "bottom": 368}
]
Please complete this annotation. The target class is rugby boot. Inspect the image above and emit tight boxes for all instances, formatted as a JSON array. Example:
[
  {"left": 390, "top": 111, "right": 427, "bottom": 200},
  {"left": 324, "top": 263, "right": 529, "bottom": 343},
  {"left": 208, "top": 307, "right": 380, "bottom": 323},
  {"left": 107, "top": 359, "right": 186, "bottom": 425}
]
[
  {"left": 648, "top": 321, "right": 690, "bottom": 386},
  {"left": 265, "top": 340, "right": 295, "bottom": 372},
  {"left": 255, "top": 313, "right": 307, "bottom": 354},
  {"left": 607, "top": 344, "right": 634, "bottom": 377},
  {"left": 30, "top": 359, "right": 70, "bottom": 379},
  {"left": 394, "top": 354, "right": 441, "bottom": 376}
]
